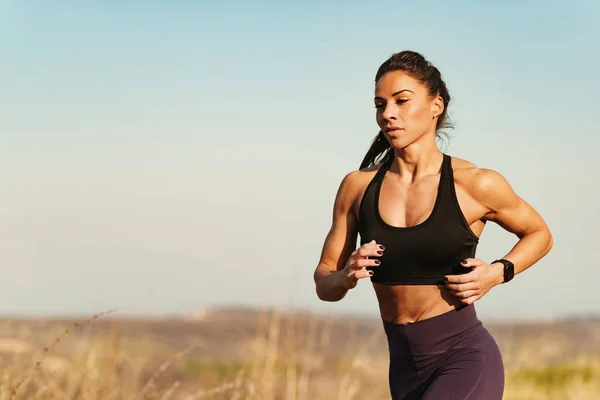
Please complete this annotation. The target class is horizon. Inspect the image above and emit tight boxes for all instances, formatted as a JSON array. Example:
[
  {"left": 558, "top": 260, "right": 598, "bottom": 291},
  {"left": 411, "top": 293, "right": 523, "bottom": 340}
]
[{"left": 1, "top": 302, "right": 599, "bottom": 324}]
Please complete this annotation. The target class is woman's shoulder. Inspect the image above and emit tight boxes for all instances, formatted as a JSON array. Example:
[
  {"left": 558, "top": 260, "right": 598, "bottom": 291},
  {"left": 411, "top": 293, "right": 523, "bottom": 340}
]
[
  {"left": 448, "top": 155, "right": 478, "bottom": 172},
  {"left": 335, "top": 161, "right": 387, "bottom": 211},
  {"left": 450, "top": 155, "right": 516, "bottom": 206},
  {"left": 341, "top": 160, "right": 386, "bottom": 189}
]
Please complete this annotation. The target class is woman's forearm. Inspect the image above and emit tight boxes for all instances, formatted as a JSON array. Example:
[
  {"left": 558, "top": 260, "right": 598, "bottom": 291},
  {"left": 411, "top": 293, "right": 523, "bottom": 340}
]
[
  {"left": 494, "top": 227, "right": 554, "bottom": 281},
  {"left": 314, "top": 264, "right": 350, "bottom": 302}
]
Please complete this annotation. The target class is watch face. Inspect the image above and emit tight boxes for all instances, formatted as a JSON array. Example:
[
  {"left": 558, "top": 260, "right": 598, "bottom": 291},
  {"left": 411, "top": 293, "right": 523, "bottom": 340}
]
[
  {"left": 504, "top": 261, "right": 514, "bottom": 281},
  {"left": 496, "top": 259, "right": 514, "bottom": 283}
]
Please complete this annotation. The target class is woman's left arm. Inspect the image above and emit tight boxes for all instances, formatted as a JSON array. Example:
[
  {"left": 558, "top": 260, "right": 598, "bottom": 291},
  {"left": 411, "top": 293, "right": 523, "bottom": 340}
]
[{"left": 445, "top": 168, "right": 554, "bottom": 304}]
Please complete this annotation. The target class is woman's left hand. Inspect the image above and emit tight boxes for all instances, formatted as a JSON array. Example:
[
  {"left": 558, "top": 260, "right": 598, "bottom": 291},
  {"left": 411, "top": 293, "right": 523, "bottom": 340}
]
[{"left": 444, "top": 258, "right": 504, "bottom": 305}]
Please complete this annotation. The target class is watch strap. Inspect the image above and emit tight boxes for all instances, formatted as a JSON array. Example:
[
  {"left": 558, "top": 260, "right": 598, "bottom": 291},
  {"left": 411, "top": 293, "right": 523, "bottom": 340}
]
[{"left": 492, "top": 259, "right": 514, "bottom": 283}]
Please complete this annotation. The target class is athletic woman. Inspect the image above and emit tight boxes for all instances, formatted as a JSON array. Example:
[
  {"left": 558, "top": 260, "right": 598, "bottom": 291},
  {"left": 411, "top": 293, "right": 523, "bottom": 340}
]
[{"left": 313, "top": 50, "right": 553, "bottom": 399}]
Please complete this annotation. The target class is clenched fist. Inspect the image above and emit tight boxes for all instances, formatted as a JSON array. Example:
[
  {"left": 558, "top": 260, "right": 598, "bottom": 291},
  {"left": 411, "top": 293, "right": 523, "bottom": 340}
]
[{"left": 338, "top": 240, "right": 385, "bottom": 289}]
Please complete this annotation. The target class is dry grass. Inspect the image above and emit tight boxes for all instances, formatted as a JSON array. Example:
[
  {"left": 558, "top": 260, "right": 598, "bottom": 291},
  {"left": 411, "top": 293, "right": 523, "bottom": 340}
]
[{"left": 0, "top": 308, "right": 599, "bottom": 399}]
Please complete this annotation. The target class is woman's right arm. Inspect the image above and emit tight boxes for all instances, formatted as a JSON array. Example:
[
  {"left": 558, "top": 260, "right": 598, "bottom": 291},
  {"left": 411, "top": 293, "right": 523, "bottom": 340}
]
[{"left": 313, "top": 171, "right": 383, "bottom": 302}]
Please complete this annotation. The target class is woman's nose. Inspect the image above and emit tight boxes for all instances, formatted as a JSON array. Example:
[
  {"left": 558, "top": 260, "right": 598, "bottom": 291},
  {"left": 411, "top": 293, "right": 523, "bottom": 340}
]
[{"left": 383, "top": 105, "right": 397, "bottom": 121}]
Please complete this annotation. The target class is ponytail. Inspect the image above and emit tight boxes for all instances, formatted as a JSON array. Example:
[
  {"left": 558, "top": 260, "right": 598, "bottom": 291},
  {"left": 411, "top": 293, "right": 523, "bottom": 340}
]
[{"left": 359, "top": 130, "right": 393, "bottom": 169}]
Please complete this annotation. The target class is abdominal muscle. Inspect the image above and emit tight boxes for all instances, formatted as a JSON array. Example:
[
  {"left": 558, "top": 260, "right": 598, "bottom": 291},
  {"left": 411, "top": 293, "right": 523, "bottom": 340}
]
[{"left": 373, "top": 283, "right": 464, "bottom": 324}]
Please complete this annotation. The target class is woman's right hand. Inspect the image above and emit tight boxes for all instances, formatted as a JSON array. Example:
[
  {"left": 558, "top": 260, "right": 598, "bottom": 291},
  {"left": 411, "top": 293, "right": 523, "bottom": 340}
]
[{"left": 339, "top": 240, "right": 385, "bottom": 289}]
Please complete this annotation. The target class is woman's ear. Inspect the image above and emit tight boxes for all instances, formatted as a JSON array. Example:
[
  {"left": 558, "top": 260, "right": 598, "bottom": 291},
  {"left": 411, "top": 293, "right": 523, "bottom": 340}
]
[{"left": 432, "top": 95, "right": 444, "bottom": 118}]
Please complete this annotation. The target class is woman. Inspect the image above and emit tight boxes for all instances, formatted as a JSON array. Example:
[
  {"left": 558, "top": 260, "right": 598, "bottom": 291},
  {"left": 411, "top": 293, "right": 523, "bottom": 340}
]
[{"left": 313, "top": 50, "right": 553, "bottom": 399}]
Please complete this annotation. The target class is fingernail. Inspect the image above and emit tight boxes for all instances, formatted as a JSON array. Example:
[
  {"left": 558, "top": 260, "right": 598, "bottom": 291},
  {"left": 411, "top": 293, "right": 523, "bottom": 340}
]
[
  {"left": 444, "top": 276, "right": 448, "bottom": 281},
  {"left": 461, "top": 260, "right": 467, "bottom": 265},
  {"left": 377, "top": 251, "right": 383, "bottom": 255},
  {"left": 379, "top": 245, "right": 385, "bottom": 251},
  {"left": 374, "top": 260, "right": 380, "bottom": 265},
  {"left": 368, "top": 271, "right": 374, "bottom": 276}
]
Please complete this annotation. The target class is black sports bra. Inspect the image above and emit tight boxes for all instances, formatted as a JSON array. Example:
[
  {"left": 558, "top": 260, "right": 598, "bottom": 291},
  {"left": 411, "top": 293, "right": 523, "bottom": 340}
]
[{"left": 357, "top": 154, "right": 479, "bottom": 285}]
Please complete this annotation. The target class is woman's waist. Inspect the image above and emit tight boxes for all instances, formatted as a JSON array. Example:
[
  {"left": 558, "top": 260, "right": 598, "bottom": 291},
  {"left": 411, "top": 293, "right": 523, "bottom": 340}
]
[
  {"left": 374, "top": 283, "right": 466, "bottom": 325},
  {"left": 379, "top": 299, "right": 486, "bottom": 358}
]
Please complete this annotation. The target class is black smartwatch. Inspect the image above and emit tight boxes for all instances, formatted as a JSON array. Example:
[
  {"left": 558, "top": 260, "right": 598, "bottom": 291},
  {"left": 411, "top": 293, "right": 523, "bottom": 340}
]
[{"left": 492, "top": 259, "right": 514, "bottom": 283}]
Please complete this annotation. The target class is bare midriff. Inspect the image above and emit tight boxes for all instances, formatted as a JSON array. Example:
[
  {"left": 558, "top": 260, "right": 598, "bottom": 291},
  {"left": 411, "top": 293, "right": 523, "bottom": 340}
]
[{"left": 373, "top": 283, "right": 464, "bottom": 324}]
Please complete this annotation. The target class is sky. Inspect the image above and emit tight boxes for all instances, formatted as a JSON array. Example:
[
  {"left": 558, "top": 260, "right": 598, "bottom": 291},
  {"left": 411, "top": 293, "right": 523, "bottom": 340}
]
[{"left": 1, "top": 1, "right": 598, "bottom": 321}]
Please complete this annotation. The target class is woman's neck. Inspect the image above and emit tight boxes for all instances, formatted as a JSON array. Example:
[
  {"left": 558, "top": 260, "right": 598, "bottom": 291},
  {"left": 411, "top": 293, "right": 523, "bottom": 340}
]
[{"left": 390, "top": 139, "right": 443, "bottom": 182}]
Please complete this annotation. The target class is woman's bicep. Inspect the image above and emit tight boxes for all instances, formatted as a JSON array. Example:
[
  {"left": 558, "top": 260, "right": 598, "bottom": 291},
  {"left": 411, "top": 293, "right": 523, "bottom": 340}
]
[
  {"left": 319, "top": 208, "right": 359, "bottom": 272},
  {"left": 473, "top": 169, "right": 550, "bottom": 238},
  {"left": 316, "top": 173, "right": 360, "bottom": 274}
]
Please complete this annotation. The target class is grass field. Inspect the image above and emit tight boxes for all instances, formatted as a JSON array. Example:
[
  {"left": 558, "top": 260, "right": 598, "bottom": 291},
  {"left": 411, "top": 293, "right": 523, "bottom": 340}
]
[{"left": 0, "top": 307, "right": 599, "bottom": 399}]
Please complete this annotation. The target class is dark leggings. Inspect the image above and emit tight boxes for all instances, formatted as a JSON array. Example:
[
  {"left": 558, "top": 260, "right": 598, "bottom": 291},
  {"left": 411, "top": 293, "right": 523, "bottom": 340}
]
[{"left": 383, "top": 304, "right": 504, "bottom": 400}]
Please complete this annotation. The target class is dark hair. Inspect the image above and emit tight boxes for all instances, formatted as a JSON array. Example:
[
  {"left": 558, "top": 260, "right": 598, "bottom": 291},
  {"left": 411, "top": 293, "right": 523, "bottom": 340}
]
[{"left": 359, "top": 50, "right": 453, "bottom": 169}]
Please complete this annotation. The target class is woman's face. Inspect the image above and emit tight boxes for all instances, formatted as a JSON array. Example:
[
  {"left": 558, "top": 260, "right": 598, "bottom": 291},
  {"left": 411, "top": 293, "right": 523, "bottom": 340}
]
[{"left": 374, "top": 70, "right": 443, "bottom": 150}]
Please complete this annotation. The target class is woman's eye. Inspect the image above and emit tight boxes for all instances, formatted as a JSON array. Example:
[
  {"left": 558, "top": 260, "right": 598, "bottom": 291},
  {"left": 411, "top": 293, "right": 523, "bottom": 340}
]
[{"left": 375, "top": 99, "right": 407, "bottom": 109}]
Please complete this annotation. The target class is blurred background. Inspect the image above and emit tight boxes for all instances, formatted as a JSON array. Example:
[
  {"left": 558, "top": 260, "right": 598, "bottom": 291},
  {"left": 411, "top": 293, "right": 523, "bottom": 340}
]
[{"left": 1, "top": 1, "right": 599, "bottom": 399}]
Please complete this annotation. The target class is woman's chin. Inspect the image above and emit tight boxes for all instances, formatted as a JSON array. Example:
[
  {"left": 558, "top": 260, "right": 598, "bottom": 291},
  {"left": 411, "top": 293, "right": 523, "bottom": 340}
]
[{"left": 388, "top": 138, "right": 410, "bottom": 150}]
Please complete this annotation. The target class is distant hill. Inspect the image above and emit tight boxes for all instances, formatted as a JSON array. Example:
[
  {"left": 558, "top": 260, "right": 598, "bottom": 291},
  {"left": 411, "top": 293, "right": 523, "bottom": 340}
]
[{"left": 1, "top": 305, "right": 599, "bottom": 368}]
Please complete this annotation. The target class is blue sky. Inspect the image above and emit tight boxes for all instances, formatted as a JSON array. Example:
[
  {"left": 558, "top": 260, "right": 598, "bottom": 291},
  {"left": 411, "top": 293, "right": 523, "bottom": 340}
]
[{"left": 1, "top": 1, "right": 598, "bottom": 320}]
